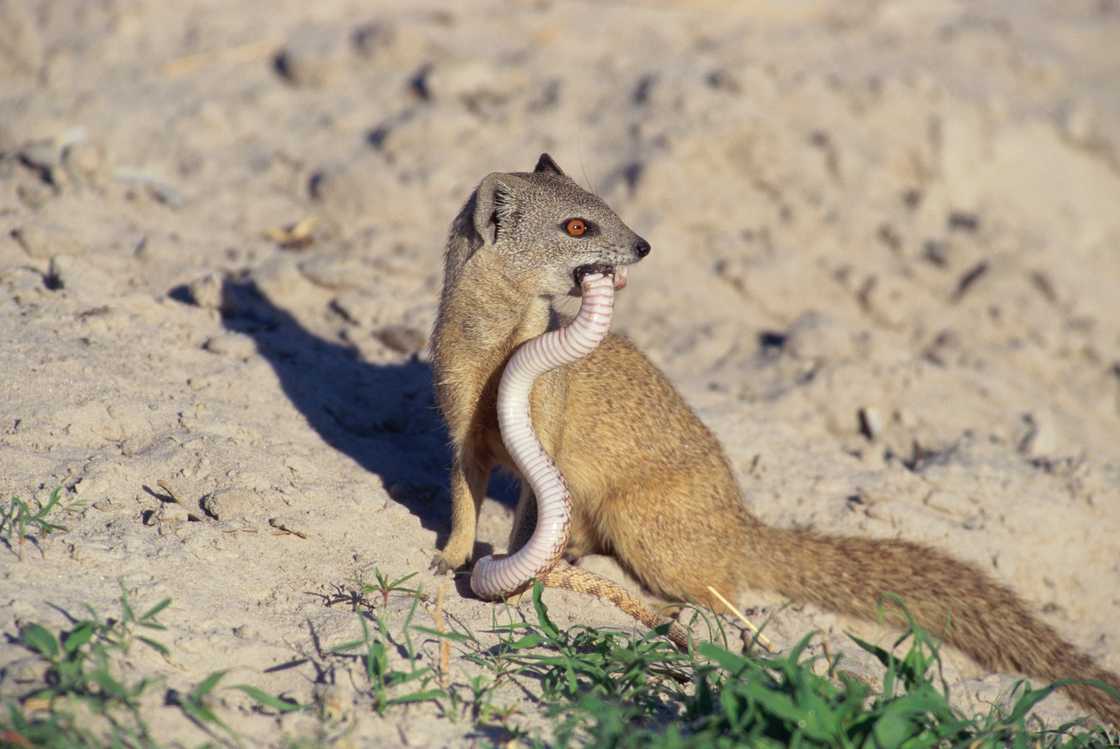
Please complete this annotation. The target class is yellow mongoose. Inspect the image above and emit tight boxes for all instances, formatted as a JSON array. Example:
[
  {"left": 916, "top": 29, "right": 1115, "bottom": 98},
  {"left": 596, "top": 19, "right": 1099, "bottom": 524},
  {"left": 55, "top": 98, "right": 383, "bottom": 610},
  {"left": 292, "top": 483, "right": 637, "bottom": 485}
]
[{"left": 429, "top": 153, "right": 1120, "bottom": 725}]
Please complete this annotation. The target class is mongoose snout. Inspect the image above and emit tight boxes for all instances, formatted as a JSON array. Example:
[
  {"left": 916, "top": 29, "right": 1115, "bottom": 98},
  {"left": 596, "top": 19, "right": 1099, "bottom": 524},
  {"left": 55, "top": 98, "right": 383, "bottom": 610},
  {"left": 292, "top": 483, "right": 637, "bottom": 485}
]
[{"left": 634, "top": 238, "right": 651, "bottom": 258}]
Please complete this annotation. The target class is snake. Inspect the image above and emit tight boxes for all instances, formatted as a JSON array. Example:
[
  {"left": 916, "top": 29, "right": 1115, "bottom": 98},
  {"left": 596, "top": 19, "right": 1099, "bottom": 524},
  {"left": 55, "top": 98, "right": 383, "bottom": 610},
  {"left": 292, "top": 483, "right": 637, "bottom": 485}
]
[{"left": 470, "top": 268, "right": 615, "bottom": 600}]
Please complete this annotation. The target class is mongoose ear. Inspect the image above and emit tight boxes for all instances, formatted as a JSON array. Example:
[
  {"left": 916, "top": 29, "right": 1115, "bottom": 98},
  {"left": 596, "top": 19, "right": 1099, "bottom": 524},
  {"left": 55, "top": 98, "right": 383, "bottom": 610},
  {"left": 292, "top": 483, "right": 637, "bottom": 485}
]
[
  {"left": 533, "top": 153, "right": 566, "bottom": 177},
  {"left": 472, "top": 173, "right": 517, "bottom": 246}
]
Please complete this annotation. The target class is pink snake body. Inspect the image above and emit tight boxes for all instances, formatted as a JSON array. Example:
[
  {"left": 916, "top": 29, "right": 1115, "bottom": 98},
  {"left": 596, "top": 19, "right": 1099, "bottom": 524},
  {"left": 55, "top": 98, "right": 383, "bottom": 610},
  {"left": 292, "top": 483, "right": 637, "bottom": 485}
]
[{"left": 470, "top": 272, "right": 616, "bottom": 600}]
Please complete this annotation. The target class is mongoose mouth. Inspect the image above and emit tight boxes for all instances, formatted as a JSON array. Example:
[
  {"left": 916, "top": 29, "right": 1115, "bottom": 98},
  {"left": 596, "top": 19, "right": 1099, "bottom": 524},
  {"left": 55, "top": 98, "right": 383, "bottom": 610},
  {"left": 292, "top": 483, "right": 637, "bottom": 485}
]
[{"left": 574, "top": 264, "right": 628, "bottom": 290}]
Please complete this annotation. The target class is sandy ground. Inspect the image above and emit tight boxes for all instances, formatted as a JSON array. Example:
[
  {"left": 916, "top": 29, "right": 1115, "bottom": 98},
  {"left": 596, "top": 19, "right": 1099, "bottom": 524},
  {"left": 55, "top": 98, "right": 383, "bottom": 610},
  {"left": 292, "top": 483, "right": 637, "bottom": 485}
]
[{"left": 2, "top": 0, "right": 1119, "bottom": 745}]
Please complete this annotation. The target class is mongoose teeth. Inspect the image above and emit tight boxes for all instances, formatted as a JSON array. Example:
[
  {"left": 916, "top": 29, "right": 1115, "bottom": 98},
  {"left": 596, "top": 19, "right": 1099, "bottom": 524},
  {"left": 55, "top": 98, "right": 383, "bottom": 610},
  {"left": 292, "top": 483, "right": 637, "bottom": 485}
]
[{"left": 573, "top": 263, "right": 614, "bottom": 285}]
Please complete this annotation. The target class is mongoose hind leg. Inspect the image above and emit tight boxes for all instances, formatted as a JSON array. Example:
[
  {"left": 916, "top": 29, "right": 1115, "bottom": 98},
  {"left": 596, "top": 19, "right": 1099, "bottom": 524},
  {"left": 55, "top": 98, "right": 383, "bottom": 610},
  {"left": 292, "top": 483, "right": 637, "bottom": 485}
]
[{"left": 600, "top": 480, "right": 745, "bottom": 611}]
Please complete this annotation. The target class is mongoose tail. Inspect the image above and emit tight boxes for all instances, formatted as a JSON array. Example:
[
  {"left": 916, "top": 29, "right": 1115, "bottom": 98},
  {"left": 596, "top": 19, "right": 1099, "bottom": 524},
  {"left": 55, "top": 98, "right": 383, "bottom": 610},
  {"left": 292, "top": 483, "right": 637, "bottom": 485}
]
[{"left": 749, "top": 525, "right": 1120, "bottom": 725}]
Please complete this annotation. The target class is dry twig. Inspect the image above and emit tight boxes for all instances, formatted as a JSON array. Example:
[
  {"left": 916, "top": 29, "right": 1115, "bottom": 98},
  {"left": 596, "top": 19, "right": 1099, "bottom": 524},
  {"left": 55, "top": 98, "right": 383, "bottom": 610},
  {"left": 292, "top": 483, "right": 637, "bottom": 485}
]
[
  {"left": 706, "top": 585, "right": 777, "bottom": 653},
  {"left": 433, "top": 582, "right": 451, "bottom": 688}
]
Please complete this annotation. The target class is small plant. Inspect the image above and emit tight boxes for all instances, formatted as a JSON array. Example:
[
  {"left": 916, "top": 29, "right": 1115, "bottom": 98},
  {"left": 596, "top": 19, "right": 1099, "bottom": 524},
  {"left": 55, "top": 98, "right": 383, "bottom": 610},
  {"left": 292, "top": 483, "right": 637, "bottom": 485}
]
[
  {"left": 319, "top": 567, "right": 426, "bottom": 613},
  {"left": 0, "top": 487, "right": 68, "bottom": 560},
  {"left": 170, "top": 668, "right": 301, "bottom": 742},
  {"left": 361, "top": 568, "right": 422, "bottom": 607},
  {"left": 2, "top": 583, "right": 171, "bottom": 746},
  {"left": 328, "top": 593, "right": 446, "bottom": 716},
  {"left": 2, "top": 587, "right": 305, "bottom": 748},
  {"left": 170, "top": 669, "right": 236, "bottom": 741}
]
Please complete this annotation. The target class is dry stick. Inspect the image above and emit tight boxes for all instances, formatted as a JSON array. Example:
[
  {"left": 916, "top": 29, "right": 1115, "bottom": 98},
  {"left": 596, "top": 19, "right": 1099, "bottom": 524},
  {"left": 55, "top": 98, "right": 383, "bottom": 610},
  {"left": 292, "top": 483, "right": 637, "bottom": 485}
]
[
  {"left": 268, "top": 519, "right": 308, "bottom": 540},
  {"left": 433, "top": 582, "right": 451, "bottom": 688},
  {"left": 706, "top": 585, "right": 777, "bottom": 654},
  {"left": 821, "top": 639, "right": 836, "bottom": 674},
  {"left": 263, "top": 216, "right": 319, "bottom": 250},
  {"left": 155, "top": 479, "right": 181, "bottom": 503}
]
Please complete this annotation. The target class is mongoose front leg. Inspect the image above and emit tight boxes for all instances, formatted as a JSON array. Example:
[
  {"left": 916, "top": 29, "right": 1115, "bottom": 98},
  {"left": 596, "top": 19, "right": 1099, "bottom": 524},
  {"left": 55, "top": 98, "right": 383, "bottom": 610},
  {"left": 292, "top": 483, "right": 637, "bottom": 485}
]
[{"left": 432, "top": 451, "right": 489, "bottom": 573}]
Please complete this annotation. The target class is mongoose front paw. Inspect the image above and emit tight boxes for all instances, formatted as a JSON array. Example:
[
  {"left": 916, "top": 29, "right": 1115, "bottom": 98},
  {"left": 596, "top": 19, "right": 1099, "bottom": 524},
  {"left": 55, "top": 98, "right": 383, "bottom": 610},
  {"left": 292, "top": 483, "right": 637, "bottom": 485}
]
[{"left": 430, "top": 551, "right": 464, "bottom": 575}]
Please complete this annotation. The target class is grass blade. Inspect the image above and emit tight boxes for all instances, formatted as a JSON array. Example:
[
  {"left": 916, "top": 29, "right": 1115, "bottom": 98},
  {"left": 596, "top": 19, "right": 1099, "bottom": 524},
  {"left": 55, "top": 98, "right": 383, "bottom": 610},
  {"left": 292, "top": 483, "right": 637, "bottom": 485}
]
[
  {"left": 20, "top": 624, "right": 59, "bottom": 658},
  {"left": 531, "top": 581, "right": 560, "bottom": 640},
  {"left": 191, "top": 670, "right": 228, "bottom": 699},
  {"left": 62, "top": 622, "right": 95, "bottom": 654},
  {"left": 230, "top": 684, "right": 304, "bottom": 713},
  {"left": 387, "top": 688, "right": 446, "bottom": 706}
]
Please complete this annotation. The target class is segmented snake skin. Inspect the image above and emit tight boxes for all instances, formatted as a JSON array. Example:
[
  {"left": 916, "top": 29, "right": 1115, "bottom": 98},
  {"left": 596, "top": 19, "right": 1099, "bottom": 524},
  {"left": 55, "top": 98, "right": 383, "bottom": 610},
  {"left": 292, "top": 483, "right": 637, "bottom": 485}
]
[{"left": 470, "top": 272, "right": 615, "bottom": 600}]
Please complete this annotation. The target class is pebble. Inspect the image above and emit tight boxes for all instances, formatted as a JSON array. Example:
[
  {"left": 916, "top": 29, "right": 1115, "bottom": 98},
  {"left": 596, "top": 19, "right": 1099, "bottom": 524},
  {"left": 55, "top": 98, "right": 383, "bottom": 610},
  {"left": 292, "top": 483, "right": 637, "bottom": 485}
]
[
  {"left": 16, "top": 181, "right": 51, "bottom": 210},
  {"left": 375, "top": 324, "right": 426, "bottom": 355},
  {"left": 308, "top": 163, "right": 372, "bottom": 218},
  {"left": 1057, "top": 100, "right": 1098, "bottom": 148},
  {"left": 201, "top": 489, "right": 256, "bottom": 521},
  {"left": 152, "top": 501, "right": 193, "bottom": 526},
  {"left": 186, "top": 271, "right": 225, "bottom": 310},
  {"left": 18, "top": 142, "right": 66, "bottom": 189},
  {"left": 351, "top": 20, "right": 396, "bottom": 58},
  {"left": 251, "top": 255, "right": 307, "bottom": 300},
  {"left": 316, "top": 682, "right": 355, "bottom": 721},
  {"left": 113, "top": 168, "right": 185, "bottom": 209},
  {"left": 47, "top": 254, "right": 115, "bottom": 298},
  {"left": 0, "top": 266, "right": 47, "bottom": 295},
  {"left": 785, "top": 311, "right": 850, "bottom": 360},
  {"left": 274, "top": 26, "right": 345, "bottom": 87},
  {"left": 947, "top": 211, "right": 980, "bottom": 233},
  {"left": 72, "top": 464, "right": 122, "bottom": 504},
  {"left": 11, "top": 223, "right": 81, "bottom": 259},
  {"left": 857, "top": 406, "right": 883, "bottom": 441},
  {"left": 856, "top": 274, "right": 908, "bottom": 329},
  {"left": 202, "top": 332, "right": 257, "bottom": 358},
  {"left": 299, "top": 253, "right": 367, "bottom": 290},
  {"left": 896, "top": 408, "right": 917, "bottom": 429},
  {"left": 231, "top": 623, "right": 263, "bottom": 640},
  {"left": 424, "top": 59, "right": 525, "bottom": 104},
  {"left": 62, "top": 140, "right": 107, "bottom": 183},
  {"left": 1017, "top": 412, "right": 1058, "bottom": 458},
  {"left": 330, "top": 291, "right": 382, "bottom": 327},
  {"left": 922, "top": 239, "right": 950, "bottom": 268}
]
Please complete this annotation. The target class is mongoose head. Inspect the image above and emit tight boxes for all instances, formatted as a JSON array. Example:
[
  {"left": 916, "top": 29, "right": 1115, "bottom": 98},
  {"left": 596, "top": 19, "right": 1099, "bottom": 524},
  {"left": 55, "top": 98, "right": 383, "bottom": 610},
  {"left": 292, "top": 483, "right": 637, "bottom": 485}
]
[{"left": 464, "top": 153, "right": 650, "bottom": 298}]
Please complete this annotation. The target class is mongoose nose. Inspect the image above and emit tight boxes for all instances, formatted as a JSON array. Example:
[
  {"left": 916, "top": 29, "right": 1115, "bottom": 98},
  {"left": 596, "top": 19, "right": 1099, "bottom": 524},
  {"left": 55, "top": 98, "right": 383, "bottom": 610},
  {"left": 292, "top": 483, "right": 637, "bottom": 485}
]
[{"left": 634, "top": 238, "right": 652, "bottom": 258}]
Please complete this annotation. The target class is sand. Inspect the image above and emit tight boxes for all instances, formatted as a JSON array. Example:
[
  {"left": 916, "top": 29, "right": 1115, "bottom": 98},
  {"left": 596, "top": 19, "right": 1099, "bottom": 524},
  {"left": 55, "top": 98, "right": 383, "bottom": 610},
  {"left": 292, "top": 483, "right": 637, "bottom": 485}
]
[{"left": 2, "top": 0, "right": 1119, "bottom": 744}]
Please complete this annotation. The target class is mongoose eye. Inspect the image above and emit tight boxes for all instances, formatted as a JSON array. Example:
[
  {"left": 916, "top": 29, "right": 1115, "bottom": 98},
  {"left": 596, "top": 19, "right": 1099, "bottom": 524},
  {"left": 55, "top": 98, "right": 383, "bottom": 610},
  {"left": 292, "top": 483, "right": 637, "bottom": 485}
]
[{"left": 564, "top": 218, "right": 588, "bottom": 238}]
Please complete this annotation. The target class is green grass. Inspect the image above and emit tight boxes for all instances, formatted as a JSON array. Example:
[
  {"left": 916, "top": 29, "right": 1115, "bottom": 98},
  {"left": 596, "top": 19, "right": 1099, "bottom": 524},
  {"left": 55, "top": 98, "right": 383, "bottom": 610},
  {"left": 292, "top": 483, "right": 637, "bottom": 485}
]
[
  {"left": 2, "top": 575, "right": 1116, "bottom": 748},
  {"left": 431, "top": 585, "right": 1118, "bottom": 749},
  {"left": 0, "top": 583, "right": 297, "bottom": 748},
  {"left": 3, "top": 582, "right": 170, "bottom": 747},
  {"left": 325, "top": 591, "right": 447, "bottom": 716},
  {"left": 0, "top": 488, "right": 68, "bottom": 561}
]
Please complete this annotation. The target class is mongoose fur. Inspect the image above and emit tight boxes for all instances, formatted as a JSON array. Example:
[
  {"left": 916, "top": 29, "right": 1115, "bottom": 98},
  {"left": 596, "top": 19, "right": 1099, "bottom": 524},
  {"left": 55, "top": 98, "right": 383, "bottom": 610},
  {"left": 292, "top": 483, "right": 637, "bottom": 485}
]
[{"left": 429, "top": 153, "right": 1120, "bottom": 725}]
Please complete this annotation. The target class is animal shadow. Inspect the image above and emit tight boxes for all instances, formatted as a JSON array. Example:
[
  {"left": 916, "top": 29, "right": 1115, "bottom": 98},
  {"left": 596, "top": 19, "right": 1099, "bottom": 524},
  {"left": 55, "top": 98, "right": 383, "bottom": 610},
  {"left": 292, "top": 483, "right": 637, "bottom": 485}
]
[{"left": 212, "top": 278, "right": 458, "bottom": 541}]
